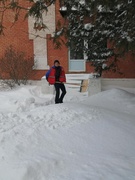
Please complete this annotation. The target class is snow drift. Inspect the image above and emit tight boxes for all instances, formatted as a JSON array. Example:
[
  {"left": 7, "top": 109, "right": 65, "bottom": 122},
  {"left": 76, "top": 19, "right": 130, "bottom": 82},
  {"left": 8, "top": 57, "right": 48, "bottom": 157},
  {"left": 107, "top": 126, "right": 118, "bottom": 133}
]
[{"left": 0, "top": 85, "right": 135, "bottom": 180}]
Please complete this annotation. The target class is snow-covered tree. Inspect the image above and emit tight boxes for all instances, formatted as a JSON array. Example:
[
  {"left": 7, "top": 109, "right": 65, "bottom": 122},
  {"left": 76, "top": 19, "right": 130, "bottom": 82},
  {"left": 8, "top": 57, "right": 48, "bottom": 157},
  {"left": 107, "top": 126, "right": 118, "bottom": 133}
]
[{"left": 58, "top": 0, "right": 135, "bottom": 75}]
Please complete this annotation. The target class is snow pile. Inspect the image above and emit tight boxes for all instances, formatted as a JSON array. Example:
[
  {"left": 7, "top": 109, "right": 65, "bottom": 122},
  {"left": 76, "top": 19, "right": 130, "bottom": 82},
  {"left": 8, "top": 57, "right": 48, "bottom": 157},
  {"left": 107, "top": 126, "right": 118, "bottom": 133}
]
[{"left": 0, "top": 85, "right": 135, "bottom": 180}]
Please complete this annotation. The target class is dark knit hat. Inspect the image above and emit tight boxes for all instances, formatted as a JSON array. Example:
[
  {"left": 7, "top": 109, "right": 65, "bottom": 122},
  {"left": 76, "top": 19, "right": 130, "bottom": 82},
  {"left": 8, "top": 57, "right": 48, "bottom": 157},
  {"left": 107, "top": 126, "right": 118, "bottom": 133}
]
[{"left": 54, "top": 60, "right": 60, "bottom": 64}]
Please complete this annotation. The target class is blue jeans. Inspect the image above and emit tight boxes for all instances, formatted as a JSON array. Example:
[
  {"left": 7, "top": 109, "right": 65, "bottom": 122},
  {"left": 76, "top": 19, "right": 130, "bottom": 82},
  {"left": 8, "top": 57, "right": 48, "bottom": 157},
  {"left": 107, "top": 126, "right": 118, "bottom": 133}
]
[{"left": 54, "top": 83, "right": 66, "bottom": 103}]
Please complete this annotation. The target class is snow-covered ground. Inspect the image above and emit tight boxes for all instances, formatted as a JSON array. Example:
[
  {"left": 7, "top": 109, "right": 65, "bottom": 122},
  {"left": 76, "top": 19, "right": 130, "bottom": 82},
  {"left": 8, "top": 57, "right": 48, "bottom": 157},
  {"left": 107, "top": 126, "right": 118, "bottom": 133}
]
[{"left": 0, "top": 83, "right": 135, "bottom": 180}]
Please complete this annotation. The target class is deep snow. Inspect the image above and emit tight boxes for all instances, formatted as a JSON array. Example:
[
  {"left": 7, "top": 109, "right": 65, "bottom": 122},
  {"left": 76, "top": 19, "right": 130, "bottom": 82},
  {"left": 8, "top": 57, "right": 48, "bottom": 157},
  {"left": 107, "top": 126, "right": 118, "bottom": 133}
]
[{"left": 0, "top": 83, "right": 135, "bottom": 180}]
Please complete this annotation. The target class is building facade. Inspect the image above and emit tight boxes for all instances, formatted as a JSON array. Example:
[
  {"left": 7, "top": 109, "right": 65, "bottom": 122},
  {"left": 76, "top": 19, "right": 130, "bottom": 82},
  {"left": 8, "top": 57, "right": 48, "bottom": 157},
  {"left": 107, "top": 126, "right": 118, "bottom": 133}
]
[{"left": 0, "top": 0, "right": 135, "bottom": 80}]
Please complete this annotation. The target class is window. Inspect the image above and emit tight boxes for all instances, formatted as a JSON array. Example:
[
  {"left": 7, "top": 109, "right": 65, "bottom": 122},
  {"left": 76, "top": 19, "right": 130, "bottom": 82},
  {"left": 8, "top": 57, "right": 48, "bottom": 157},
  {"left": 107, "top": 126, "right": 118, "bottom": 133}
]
[
  {"left": 70, "top": 39, "right": 84, "bottom": 59},
  {"left": 69, "top": 38, "right": 86, "bottom": 71}
]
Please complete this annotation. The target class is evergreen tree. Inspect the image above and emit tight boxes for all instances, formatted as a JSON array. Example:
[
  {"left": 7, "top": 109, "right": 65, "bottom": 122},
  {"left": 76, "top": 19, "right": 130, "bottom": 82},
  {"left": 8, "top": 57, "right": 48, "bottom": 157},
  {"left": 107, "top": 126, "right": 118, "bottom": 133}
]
[{"left": 59, "top": 0, "right": 135, "bottom": 75}]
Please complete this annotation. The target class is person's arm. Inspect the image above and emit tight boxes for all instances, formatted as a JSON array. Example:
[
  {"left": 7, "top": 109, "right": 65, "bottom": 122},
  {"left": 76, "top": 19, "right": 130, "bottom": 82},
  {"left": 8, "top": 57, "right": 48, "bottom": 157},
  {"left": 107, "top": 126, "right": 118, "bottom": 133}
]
[
  {"left": 45, "top": 69, "right": 51, "bottom": 81},
  {"left": 61, "top": 67, "right": 66, "bottom": 83}
]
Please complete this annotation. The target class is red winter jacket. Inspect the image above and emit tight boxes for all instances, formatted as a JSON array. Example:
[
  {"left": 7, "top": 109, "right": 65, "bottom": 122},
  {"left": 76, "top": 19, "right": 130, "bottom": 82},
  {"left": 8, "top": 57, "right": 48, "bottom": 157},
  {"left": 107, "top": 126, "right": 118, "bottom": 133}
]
[{"left": 47, "top": 66, "right": 66, "bottom": 85}]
